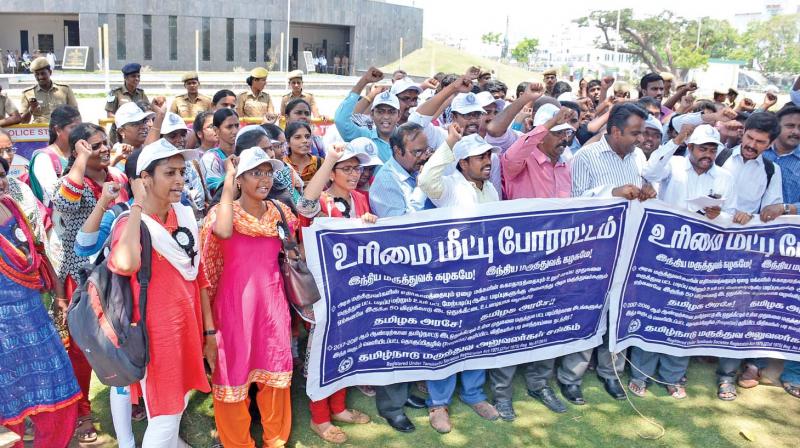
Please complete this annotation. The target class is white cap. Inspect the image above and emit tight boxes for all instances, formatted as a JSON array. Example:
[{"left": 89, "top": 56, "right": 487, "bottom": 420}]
[
  {"left": 476, "top": 91, "right": 505, "bottom": 112},
  {"left": 337, "top": 148, "right": 372, "bottom": 165},
  {"left": 644, "top": 115, "right": 663, "bottom": 134},
  {"left": 451, "top": 93, "right": 486, "bottom": 115},
  {"left": 557, "top": 92, "right": 578, "bottom": 103},
  {"left": 235, "top": 146, "right": 285, "bottom": 178},
  {"left": 115, "top": 102, "right": 155, "bottom": 128},
  {"left": 533, "top": 103, "right": 574, "bottom": 132},
  {"left": 453, "top": 134, "right": 499, "bottom": 161},
  {"left": 346, "top": 137, "right": 383, "bottom": 167},
  {"left": 686, "top": 124, "right": 722, "bottom": 146},
  {"left": 390, "top": 77, "right": 422, "bottom": 95},
  {"left": 161, "top": 112, "right": 188, "bottom": 135},
  {"left": 234, "top": 125, "right": 268, "bottom": 148},
  {"left": 371, "top": 91, "right": 400, "bottom": 111},
  {"left": 136, "top": 138, "right": 197, "bottom": 175}
]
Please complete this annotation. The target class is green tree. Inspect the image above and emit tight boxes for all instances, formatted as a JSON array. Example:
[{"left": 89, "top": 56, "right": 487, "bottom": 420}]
[
  {"left": 481, "top": 32, "right": 502, "bottom": 46},
  {"left": 744, "top": 14, "right": 800, "bottom": 74},
  {"left": 576, "top": 9, "right": 742, "bottom": 76},
  {"left": 511, "top": 37, "right": 539, "bottom": 63}
]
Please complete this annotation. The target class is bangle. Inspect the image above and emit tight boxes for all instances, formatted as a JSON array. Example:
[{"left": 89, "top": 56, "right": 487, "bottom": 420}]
[
  {"left": 131, "top": 203, "right": 144, "bottom": 211},
  {"left": 204, "top": 329, "right": 217, "bottom": 336},
  {"left": 220, "top": 201, "right": 233, "bottom": 206}
]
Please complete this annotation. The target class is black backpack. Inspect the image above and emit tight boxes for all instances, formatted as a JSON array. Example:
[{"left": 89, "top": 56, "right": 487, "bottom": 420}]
[
  {"left": 67, "top": 217, "right": 153, "bottom": 387},
  {"left": 715, "top": 147, "right": 775, "bottom": 186}
]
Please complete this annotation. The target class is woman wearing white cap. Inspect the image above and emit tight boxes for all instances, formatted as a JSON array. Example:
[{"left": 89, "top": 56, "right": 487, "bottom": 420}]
[
  {"left": 295, "top": 144, "right": 375, "bottom": 444},
  {"left": 200, "top": 147, "right": 295, "bottom": 447},
  {"left": 108, "top": 138, "right": 210, "bottom": 447}
]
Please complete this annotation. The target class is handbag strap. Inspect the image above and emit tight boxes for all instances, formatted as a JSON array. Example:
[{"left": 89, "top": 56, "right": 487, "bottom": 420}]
[{"left": 268, "top": 199, "right": 300, "bottom": 256}]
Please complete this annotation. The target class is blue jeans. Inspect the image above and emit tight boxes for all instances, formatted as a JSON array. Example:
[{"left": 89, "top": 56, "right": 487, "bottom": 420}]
[
  {"left": 781, "top": 361, "right": 800, "bottom": 386},
  {"left": 426, "top": 370, "right": 487, "bottom": 407}
]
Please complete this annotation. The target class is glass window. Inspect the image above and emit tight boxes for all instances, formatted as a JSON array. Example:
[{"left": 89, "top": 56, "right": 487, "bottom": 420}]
[
  {"left": 202, "top": 17, "right": 211, "bottom": 61},
  {"left": 249, "top": 19, "right": 257, "bottom": 62},
  {"left": 116, "top": 14, "right": 126, "bottom": 60},
  {"left": 263, "top": 20, "right": 272, "bottom": 63},
  {"left": 226, "top": 18, "right": 234, "bottom": 62},
  {"left": 169, "top": 16, "right": 178, "bottom": 61},
  {"left": 143, "top": 15, "right": 152, "bottom": 60}
]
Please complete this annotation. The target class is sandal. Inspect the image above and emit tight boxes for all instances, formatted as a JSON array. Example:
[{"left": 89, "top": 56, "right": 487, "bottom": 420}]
[
  {"left": 332, "top": 408, "right": 371, "bottom": 424},
  {"left": 132, "top": 403, "right": 147, "bottom": 422},
  {"left": 783, "top": 383, "right": 800, "bottom": 399},
  {"left": 717, "top": 382, "right": 737, "bottom": 401},
  {"left": 666, "top": 385, "right": 687, "bottom": 399},
  {"left": 417, "top": 381, "right": 429, "bottom": 395},
  {"left": 310, "top": 422, "right": 347, "bottom": 444},
  {"left": 738, "top": 364, "right": 760, "bottom": 388},
  {"left": 75, "top": 416, "right": 98, "bottom": 443},
  {"left": 356, "top": 385, "right": 376, "bottom": 397},
  {"left": 628, "top": 381, "right": 647, "bottom": 397}
]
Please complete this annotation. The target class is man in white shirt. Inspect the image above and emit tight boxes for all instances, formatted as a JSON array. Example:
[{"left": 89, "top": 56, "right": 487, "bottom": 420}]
[
  {"left": 643, "top": 124, "right": 735, "bottom": 216},
  {"left": 416, "top": 129, "right": 500, "bottom": 433},
  {"left": 714, "top": 111, "right": 784, "bottom": 401},
  {"left": 718, "top": 112, "right": 783, "bottom": 225}
]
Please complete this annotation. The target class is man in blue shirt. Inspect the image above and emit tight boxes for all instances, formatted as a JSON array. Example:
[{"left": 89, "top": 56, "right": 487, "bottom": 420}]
[
  {"left": 334, "top": 67, "right": 400, "bottom": 163},
  {"left": 368, "top": 122, "right": 432, "bottom": 432}
]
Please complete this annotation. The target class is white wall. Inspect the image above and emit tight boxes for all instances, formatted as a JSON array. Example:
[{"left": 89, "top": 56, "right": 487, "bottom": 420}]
[{"left": 0, "top": 14, "right": 79, "bottom": 57}]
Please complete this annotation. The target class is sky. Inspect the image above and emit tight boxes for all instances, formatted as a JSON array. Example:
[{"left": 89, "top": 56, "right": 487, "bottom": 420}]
[{"left": 388, "top": 0, "right": 779, "bottom": 43}]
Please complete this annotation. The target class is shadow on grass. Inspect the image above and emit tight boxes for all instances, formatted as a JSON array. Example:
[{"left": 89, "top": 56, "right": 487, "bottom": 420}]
[{"left": 87, "top": 360, "right": 800, "bottom": 447}]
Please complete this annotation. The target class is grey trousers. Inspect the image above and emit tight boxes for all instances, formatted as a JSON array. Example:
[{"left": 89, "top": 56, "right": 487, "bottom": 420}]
[
  {"left": 557, "top": 333, "right": 626, "bottom": 385},
  {"left": 717, "top": 358, "right": 742, "bottom": 384},
  {"left": 629, "top": 347, "right": 688, "bottom": 386},
  {"left": 375, "top": 383, "right": 410, "bottom": 419},
  {"left": 489, "top": 358, "right": 556, "bottom": 402}
]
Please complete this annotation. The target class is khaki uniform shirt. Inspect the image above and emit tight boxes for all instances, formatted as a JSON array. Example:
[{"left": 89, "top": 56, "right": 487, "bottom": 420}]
[
  {"left": 279, "top": 91, "right": 317, "bottom": 116},
  {"left": 170, "top": 93, "right": 213, "bottom": 119},
  {"left": 236, "top": 90, "right": 274, "bottom": 118},
  {"left": 21, "top": 83, "right": 78, "bottom": 123},
  {"left": 105, "top": 87, "right": 149, "bottom": 114},
  {"left": 0, "top": 93, "right": 19, "bottom": 118}
]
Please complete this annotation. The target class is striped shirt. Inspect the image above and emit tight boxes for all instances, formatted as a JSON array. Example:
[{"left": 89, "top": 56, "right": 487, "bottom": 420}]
[
  {"left": 571, "top": 136, "right": 646, "bottom": 197},
  {"left": 763, "top": 145, "right": 800, "bottom": 209}
]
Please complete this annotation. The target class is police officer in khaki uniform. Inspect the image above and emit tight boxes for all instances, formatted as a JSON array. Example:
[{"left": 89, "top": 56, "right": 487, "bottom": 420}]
[
  {"left": 106, "top": 62, "right": 149, "bottom": 118},
  {"left": 170, "top": 72, "right": 213, "bottom": 119},
  {"left": 20, "top": 57, "right": 79, "bottom": 124},
  {"left": 0, "top": 85, "right": 22, "bottom": 126},
  {"left": 543, "top": 68, "right": 558, "bottom": 97},
  {"left": 280, "top": 69, "right": 320, "bottom": 117},
  {"left": 236, "top": 67, "right": 274, "bottom": 119}
]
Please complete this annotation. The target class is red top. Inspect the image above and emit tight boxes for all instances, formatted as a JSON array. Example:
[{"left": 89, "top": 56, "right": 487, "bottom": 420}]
[{"left": 108, "top": 208, "right": 210, "bottom": 417}]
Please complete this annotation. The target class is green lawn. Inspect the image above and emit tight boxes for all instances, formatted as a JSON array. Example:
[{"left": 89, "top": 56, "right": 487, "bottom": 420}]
[
  {"left": 382, "top": 39, "right": 538, "bottom": 91},
  {"left": 84, "top": 359, "right": 800, "bottom": 448}
]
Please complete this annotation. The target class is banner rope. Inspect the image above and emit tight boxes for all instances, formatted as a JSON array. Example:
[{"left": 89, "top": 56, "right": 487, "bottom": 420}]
[{"left": 611, "top": 352, "right": 666, "bottom": 440}]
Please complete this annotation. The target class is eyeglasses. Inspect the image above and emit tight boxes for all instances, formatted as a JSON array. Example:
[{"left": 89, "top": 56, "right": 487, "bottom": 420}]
[
  {"left": 271, "top": 142, "right": 288, "bottom": 151},
  {"left": 246, "top": 169, "right": 275, "bottom": 179},
  {"left": 335, "top": 165, "right": 365, "bottom": 175},
  {"left": 550, "top": 129, "right": 575, "bottom": 138},
  {"left": 0, "top": 146, "right": 17, "bottom": 155},
  {"left": 462, "top": 112, "right": 483, "bottom": 120},
  {"left": 409, "top": 147, "right": 434, "bottom": 158}
]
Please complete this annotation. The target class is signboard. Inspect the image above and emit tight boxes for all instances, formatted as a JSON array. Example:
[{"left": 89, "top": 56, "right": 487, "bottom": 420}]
[
  {"left": 62, "top": 46, "right": 90, "bottom": 70},
  {"left": 303, "top": 50, "right": 316, "bottom": 73},
  {"left": 3, "top": 124, "right": 50, "bottom": 159}
]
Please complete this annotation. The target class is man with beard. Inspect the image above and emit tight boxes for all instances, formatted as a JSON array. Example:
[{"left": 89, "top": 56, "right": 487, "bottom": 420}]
[
  {"left": 637, "top": 124, "right": 734, "bottom": 399},
  {"left": 754, "top": 106, "right": 800, "bottom": 401},
  {"left": 390, "top": 77, "right": 423, "bottom": 124},
  {"left": 417, "top": 128, "right": 501, "bottom": 433},
  {"left": 713, "top": 112, "right": 783, "bottom": 400},
  {"left": 20, "top": 57, "right": 78, "bottom": 123},
  {"left": 565, "top": 103, "right": 656, "bottom": 405},
  {"left": 335, "top": 67, "right": 401, "bottom": 163}
]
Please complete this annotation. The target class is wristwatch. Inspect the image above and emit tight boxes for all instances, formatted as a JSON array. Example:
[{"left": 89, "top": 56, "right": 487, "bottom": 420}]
[
  {"left": 203, "top": 329, "right": 217, "bottom": 336},
  {"left": 784, "top": 203, "right": 791, "bottom": 215}
]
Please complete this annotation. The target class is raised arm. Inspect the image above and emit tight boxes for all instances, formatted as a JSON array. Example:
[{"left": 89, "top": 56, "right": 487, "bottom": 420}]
[
  {"left": 212, "top": 157, "right": 239, "bottom": 240},
  {"left": 487, "top": 82, "right": 544, "bottom": 137}
]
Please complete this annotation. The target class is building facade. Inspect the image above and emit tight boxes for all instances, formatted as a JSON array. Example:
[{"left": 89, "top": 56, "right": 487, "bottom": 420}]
[{"left": 0, "top": 0, "right": 423, "bottom": 73}]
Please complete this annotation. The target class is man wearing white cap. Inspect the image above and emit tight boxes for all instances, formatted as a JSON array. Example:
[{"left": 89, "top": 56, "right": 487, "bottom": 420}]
[
  {"left": 417, "top": 130, "right": 500, "bottom": 433},
  {"left": 641, "top": 114, "right": 666, "bottom": 159},
  {"left": 390, "top": 77, "right": 423, "bottom": 124},
  {"left": 334, "top": 67, "right": 401, "bottom": 163}
]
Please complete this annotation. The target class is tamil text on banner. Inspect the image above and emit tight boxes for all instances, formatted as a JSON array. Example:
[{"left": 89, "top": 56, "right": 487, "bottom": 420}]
[
  {"left": 303, "top": 198, "right": 628, "bottom": 399},
  {"left": 610, "top": 200, "right": 800, "bottom": 362}
]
